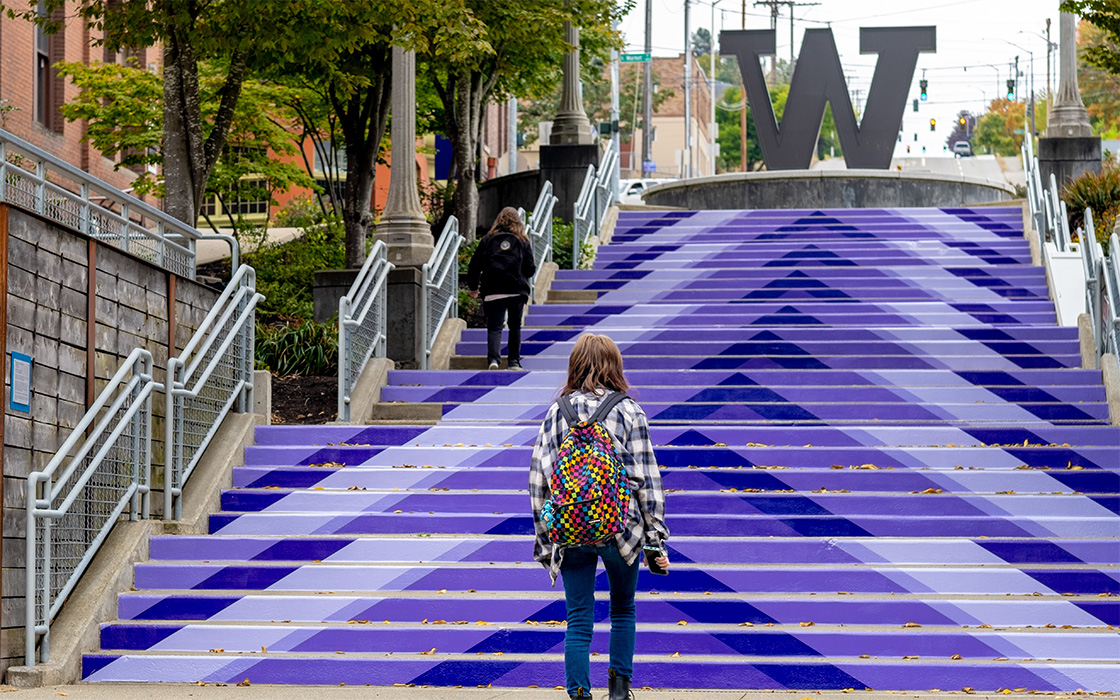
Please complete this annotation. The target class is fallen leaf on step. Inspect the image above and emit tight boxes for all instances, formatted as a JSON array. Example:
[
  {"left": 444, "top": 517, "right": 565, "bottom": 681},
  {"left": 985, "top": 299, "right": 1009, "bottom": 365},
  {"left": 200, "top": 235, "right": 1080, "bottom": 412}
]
[
  {"left": 951, "top": 654, "right": 963, "bottom": 660},
  {"left": 859, "top": 655, "right": 870, "bottom": 659},
  {"left": 419, "top": 648, "right": 436, "bottom": 655},
  {"left": 739, "top": 622, "right": 754, "bottom": 627},
  {"left": 237, "top": 679, "right": 251, "bottom": 687},
  {"left": 261, "top": 646, "right": 267, "bottom": 653},
  {"left": 903, "top": 622, "right": 921, "bottom": 628},
  {"left": 799, "top": 621, "right": 814, "bottom": 627},
  {"left": 668, "top": 651, "right": 680, "bottom": 657},
  {"left": 903, "top": 656, "right": 919, "bottom": 660},
  {"left": 208, "top": 648, "right": 224, "bottom": 653},
  {"left": 677, "top": 620, "right": 688, "bottom": 625}
]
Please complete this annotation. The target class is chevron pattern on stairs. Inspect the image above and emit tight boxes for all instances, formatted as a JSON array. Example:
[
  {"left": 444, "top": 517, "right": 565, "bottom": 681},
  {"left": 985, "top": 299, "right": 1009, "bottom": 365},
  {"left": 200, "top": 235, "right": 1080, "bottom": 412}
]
[{"left": 83, "top": 207, "right": 1119, "bottom": 690}]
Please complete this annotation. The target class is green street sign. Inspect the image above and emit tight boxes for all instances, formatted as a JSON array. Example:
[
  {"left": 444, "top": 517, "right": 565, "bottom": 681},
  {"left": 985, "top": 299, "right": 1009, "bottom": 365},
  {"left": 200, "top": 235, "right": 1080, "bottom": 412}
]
[{"left": 621, "top": 53, "right": 650, "bottom": 63}]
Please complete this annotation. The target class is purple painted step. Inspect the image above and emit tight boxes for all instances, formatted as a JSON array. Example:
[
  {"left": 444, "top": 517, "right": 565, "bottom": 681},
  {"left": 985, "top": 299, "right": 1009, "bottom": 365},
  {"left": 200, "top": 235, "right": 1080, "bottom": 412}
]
[{"left": 115, "top": 591, "right": 1120, "bottom": 627}]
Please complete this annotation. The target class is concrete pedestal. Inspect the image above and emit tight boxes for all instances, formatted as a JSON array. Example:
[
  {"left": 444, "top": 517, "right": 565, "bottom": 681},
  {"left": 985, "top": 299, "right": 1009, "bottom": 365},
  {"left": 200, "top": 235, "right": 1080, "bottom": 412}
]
[
  {"left": 385, "top": 266, "right": 424, "bottom": 366},
  {"left": 312, "top": 269, "right": 361, "bottom": 323},
  {"left": 540, "top": 144, "right": 600, "bottom": 224},
  {"left": 1038, "top": 138, "right": 1102, "bottom": 189}
]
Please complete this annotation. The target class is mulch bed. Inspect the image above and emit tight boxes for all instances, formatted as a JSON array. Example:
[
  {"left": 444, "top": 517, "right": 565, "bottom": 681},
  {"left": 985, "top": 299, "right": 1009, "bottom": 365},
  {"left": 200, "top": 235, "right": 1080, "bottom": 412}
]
[{"left": 270, "top": 374, "right": 337, "bottom": 424}]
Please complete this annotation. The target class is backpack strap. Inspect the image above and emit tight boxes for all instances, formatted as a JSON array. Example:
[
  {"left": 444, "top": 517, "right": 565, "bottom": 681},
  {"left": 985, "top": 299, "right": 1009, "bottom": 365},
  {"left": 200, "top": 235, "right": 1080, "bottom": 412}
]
[
  {"left": 556, "top": 394, "right": 580, "bottom": 427},
  {"left": 589, "top": 391, "right": 629, "bottom": 424}
]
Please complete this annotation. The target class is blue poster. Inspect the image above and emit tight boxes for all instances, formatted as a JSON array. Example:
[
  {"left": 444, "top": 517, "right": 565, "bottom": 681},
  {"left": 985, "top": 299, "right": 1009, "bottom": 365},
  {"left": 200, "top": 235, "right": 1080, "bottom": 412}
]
[{"left": 9, "top": 352, "right": 31, "bottom": 413}]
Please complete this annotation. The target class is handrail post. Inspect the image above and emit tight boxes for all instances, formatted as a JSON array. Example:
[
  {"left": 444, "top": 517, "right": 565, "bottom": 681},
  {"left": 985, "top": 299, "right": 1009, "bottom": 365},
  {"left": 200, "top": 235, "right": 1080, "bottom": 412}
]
[{"left": 34, "top": 160, "right": 45, "bottom": 214}]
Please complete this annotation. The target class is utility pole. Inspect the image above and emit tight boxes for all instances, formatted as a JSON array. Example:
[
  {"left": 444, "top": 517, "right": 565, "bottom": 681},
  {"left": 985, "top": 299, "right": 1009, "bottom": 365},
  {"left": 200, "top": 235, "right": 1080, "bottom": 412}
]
[
  {"left": 784, "top": 1, "right": 819, "bottom": 74},
  {"left": 642, "top": 0, "right": 653, "bottom": 175},
  {"left": 754, "top": 0, "right": 780, "bottom": 84},
  {"left": 610, "top": 19, "right": 620, "bottom": 193},
  {"left": 684, "top": 0, "right": 692, "bottom": 178},
  {"left": 740, "top": 0, "right": 748, "bottom": 172},
  {"left": 1045, "top": 18, "right": 1054, "bottom": 114},
  {"left": 710, "top": 0, "right": 720, "bottom": 176}
]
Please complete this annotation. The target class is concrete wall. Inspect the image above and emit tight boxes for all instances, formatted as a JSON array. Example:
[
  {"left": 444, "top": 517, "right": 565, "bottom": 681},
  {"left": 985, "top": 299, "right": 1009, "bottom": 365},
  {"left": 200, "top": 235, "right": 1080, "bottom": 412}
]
[
  {"left": 643, "top": 170, "right": 1015, "bottom": 210},
  {"left": 478, "top": 171, "right": 543, "bottom": 234},
  {"left": 0, "top": 205, "right": 218, "bottom": 675}
]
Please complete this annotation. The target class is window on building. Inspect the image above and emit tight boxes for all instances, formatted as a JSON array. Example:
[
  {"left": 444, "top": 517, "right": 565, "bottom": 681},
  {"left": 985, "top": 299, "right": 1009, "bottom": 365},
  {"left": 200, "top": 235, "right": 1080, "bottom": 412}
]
[
  {"left": 198, "top": 179, "right": 270, "bottom": 219},
  {"left": 35, "top": 3, "right": 53, "bottom": 129},
  {"left": 313, "top": 140, "right": 347, "bottom": 174}
]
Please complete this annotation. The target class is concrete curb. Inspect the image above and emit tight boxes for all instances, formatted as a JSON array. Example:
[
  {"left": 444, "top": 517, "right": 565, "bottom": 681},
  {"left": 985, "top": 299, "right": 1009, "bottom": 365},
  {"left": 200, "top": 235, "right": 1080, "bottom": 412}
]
[
  {"left": 1021, "top": 201, "right": 1041, "bottom": 267},
  {"left": 1102, "top": 352, "right": 1120, "bottom": 426},
  {"left": 5, "top": 411, "right": 265, "bottom": 688},
  {"left": 1077, "top": 313, "right": 1097, "bottom": 369},
  {"left": 599, "top": 205, "right": 619, "bottom": 245},
  {"left": 533, "top": 262, "right": 559, "bottom": 306},
  {"left": 429, "top": 318, "right": 466, "bottom": 371},
  {"left": 253, "top": 369, "right": 272, "bottom": 425},
  {"left": 335, "top": 357, "right": 394, "bottom": 425}
]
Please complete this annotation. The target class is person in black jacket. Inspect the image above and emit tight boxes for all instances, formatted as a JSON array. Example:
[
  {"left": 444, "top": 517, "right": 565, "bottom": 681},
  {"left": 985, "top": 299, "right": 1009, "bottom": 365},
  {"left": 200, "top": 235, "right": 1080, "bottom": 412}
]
[{"left": 467, "top": 207, "right": 537, "bottom": 370}]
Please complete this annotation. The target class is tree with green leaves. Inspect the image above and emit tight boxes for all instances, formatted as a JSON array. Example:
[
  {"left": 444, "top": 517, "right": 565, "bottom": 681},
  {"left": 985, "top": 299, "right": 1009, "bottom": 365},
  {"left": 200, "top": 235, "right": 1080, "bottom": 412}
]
[
  {"left": 54, "top": 59, "right": 313, "bottom": 242},
  {"left": 418, "top": 0, "right": 626, "bottom": 242},
  {"left": 1061, "top": 0, "right": 1120, "bottom": 74},
  {"left": 972, "top": 99, "right": 1027, "bottom": 156}
]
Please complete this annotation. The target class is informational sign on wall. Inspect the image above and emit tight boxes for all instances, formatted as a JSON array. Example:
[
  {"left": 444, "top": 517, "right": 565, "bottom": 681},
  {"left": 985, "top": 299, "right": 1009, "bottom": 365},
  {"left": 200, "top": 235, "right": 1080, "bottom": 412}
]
[{"left": 9, "top": 351, "right": 31, "bottom": 413}]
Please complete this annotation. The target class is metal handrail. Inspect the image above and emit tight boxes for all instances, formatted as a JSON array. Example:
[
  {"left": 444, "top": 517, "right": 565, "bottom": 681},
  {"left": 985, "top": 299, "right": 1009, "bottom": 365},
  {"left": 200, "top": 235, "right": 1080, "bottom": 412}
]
[
  {"left": 25, "top": 348, "right": 157, "bottom": 665},
  {"left": 528, "top": 181, "right": 558, "bottom": 300},
  {"left": 1021, "top": 140, "right": 1118, "bottom": 364},
  {"left": 572, "top": 164, "right": 597, "bottom": 269},
  {"left": 165, "top": 265, "right": 262, "bottom": 519},
  {"left": 0, "top": 128, "right": 236, "bottom": 279},
  {"left": 420, "top": 217, "right": 464, "bottom": 370},
  {"left": 338, "top": 241, "right": 393, "bottom": 421}
]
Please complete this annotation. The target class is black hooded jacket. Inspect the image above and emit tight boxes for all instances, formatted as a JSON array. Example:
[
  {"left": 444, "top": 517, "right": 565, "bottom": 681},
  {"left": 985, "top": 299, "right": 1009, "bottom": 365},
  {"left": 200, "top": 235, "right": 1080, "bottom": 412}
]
[{"left": 466, "top": 230, "right": 536, "bottom": 298}]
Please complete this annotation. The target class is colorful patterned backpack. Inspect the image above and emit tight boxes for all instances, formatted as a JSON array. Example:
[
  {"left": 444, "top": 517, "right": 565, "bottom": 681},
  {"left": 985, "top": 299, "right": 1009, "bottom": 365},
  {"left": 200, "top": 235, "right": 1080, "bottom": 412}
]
[{"left": 541, "top": 392, "right": 632, "bottom": 546}]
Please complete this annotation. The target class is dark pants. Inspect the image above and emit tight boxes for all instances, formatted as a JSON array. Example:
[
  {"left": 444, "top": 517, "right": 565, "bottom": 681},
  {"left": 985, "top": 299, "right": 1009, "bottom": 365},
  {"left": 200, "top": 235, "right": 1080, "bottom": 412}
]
[{"left": 483, "top": 295, "right": 526, "bottom": 365}]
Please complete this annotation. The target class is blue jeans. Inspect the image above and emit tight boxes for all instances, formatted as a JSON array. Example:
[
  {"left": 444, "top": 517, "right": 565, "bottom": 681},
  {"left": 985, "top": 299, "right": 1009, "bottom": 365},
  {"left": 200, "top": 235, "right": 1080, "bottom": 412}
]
[{"left": 560, "top": 542, "right": 639, "bottom": 697}]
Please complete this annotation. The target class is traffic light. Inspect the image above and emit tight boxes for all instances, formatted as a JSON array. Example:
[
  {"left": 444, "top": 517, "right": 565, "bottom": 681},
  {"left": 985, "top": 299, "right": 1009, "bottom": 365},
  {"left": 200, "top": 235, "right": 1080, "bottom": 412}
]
[
  {"left": 1006, "top": 79, "right": 1015, "bottom": 100},
  {"left": 959, "top": 116, "right": 967, "bottom": 127},
  {"left": 930, "top": 118, "right": 936, "bottom": 132},
  {"left": 919, "top": 79, "right": 928, "bottom": 101},
  {"left": 913, "top": 98, "right": 919, "bottom": 112}
]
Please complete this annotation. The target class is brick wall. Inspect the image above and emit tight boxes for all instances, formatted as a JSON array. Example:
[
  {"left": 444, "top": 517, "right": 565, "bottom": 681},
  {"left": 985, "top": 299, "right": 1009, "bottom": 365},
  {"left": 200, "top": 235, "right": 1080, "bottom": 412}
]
[{"left": 0, "top": 205, "right": 217, "bottom": 675}]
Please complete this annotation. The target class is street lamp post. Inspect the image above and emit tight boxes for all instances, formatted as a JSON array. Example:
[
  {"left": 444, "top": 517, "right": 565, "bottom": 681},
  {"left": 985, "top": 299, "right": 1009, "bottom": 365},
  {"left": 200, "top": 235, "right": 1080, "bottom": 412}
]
[{"left": 1002, "top": 39, "right": 1035, "bottom": 137}]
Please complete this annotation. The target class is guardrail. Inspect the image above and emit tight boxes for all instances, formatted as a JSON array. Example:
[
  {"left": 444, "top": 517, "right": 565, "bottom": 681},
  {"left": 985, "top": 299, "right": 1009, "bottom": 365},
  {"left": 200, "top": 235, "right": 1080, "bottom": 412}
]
[
  {"left": 571, "top": 142, "right": 620, "bottom": 269},
  {"left": 420, "top": 218, "right": 464, "bottom": 370},
  {"left": 1022, "top": 139, "right": 1119, "bottom": 363},
  {"left": 165, "top": 264, "right": 262, "bottom": 520},
  {"left": 337, "top": 240, "right": 393, "bottom": 422},
  {"left": 0, "top": 128, "right": 237, "bottom": 279},
  {"left": 527, "top": 181, "right": 558, "bottom": 300}
]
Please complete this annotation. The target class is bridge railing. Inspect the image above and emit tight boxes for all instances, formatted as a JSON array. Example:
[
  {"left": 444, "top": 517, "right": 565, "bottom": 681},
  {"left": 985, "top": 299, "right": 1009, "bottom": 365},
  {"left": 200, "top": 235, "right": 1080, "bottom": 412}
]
[
  {"left": 338, "top": 241, "right": 393, "bottom": 421},
  {"left": 420, "top": 218, "right": 464, "bottom": 370},
  {"left": 164, "top": 264, "right": 262, "bottom": 520},
  {"left": 25, "top": 349, "right": 157, "bottom": 665},
  {"left": 0, "top": 128, "right": 236, "bottom": 279}
]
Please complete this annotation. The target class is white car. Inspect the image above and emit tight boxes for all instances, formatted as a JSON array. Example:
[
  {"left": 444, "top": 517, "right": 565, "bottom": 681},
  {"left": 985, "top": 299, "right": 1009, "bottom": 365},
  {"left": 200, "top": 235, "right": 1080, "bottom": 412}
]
[{"left": 619, "top": 178, "right": 673, "bottom": 205}]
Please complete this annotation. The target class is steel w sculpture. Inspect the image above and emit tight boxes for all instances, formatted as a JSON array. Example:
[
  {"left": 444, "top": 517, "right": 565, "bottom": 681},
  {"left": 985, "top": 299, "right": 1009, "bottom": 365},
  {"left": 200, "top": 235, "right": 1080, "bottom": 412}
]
[{"left": 721, "top": 27, "right": 936, "bottom": 170}]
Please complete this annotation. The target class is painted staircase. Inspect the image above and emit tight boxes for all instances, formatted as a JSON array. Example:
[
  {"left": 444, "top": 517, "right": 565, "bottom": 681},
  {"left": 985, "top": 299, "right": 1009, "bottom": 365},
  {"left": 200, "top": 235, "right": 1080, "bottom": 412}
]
[{"left": 83, "top": 207, "right": 1119, "bottom": 690}]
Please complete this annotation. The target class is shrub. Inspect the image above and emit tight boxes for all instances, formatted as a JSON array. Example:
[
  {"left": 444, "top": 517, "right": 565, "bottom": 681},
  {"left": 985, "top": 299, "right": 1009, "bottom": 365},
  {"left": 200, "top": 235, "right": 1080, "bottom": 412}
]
[
  {"left": 248, "top": 217, "right": 346, "bottom": 319},
  {"left": 255, "top": 319, "right": 338, "bottom": 377},
  {"left": 552, "top": 217, "right": 596, "bottom": 270},
  {"left": 458, "top": 237, "right": 479, "bottom": 276},
  {"left": 1062, "top": 165, "right": 1120, "bottom": 255}
]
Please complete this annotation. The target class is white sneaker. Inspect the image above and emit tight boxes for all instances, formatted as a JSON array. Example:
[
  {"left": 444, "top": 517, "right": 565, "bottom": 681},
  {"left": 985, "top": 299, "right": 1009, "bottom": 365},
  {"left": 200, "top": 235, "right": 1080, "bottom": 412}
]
[{"left": 488, "top": 361, "right": 500, "bottom": 370}]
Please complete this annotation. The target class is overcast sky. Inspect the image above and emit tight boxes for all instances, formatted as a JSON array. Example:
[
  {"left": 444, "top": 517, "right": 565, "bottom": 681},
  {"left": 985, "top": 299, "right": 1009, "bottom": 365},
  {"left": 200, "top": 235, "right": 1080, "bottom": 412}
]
[{"left": 618, "top": 0, "right": 1067, "bottom": 150}]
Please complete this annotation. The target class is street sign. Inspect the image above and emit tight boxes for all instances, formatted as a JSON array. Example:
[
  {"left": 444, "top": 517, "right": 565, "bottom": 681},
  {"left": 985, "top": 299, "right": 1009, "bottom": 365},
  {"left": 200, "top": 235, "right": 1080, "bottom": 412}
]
[
  {"left": 621, "top": 53, "right": 651, "bottom": 63},
  {"left": 642, "top": 159, "right": 656, "bottom": 173}
]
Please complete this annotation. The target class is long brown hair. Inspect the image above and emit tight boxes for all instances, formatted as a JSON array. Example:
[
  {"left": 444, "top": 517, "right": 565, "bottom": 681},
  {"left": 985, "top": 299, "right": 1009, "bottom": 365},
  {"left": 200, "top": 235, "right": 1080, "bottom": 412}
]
[
  {"left": 488, "top": 206, "right": 528, "bottom": 242},
  {"left": 561, "top": 334, "right": 629, "bottom": 396}
]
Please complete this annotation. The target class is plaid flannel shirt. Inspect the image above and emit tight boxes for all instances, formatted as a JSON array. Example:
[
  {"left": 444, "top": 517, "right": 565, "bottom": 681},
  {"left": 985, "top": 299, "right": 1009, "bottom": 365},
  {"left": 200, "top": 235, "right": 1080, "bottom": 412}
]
[{"left": 529, "top": 390, "right": 670, "bottom": 586}]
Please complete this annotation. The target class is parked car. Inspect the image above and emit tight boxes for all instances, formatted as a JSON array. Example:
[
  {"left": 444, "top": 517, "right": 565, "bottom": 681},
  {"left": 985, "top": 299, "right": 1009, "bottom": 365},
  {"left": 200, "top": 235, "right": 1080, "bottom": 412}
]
[
  {"left": 619, "top": 178, "right": 673, "bottom": 205},
  {"left": 952, "top": 141, "right": 973, "bottom": 157}
]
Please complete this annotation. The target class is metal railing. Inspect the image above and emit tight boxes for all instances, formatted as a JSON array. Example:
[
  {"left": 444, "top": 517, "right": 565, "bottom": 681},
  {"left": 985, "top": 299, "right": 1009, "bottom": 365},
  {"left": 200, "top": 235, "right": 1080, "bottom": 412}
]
[
  {"left": 0, "top": 128, "right": 237, "bottom": 279},
  {"left": 164, "top": 264, "right": 262, "bottom": 520},
  {"left": 337, "top": 240, "right": 393, "bottom": 421},
  {"left": 572, "top": 142, "right": 620, "bottom": 269},
  {"left": 527, "top": 181, "right": 558, "bottom": 300},
  {"left": 420, "top": 218, "right": 464, "bottom": 370},
  {"left": 1022, "top": 139, "right": 1120, "bottom": 362},
  {"left": 26, "top": 348, "right": 157, "bottom": 665}
]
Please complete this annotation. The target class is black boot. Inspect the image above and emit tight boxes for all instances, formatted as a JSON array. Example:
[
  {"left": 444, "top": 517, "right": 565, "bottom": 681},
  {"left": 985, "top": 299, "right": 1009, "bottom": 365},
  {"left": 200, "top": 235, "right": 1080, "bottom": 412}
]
[{"left": 608, "top": 668, "right": 632, "bottom": 700}]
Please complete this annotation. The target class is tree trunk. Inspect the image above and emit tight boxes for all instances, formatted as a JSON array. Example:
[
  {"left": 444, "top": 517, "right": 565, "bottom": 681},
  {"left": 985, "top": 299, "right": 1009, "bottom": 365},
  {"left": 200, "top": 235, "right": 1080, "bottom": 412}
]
[
  {"left": 333, "top": 70, "right": 391, "bottom": 269},
  {"left": 161, "top": 39, "right": 198, "bottom": 224},
  {"left": 450, "top": 73, "right": 478, "bottom": 242}
]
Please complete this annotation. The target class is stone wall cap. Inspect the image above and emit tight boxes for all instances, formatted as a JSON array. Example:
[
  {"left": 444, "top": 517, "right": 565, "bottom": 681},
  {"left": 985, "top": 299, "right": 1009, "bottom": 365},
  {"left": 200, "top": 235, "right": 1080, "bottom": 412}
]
[{"left": 644, "top": 168, "right": 1014, "bottom": 198}]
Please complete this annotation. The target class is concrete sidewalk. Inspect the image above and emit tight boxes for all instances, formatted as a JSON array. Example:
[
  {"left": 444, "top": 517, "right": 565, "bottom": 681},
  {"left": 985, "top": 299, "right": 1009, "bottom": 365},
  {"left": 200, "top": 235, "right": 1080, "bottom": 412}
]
[{"left": 0, "top": 686, "right": 1044, "bottom": 700}]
